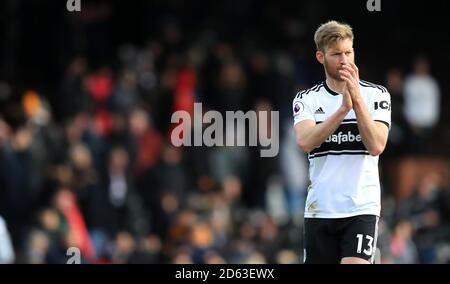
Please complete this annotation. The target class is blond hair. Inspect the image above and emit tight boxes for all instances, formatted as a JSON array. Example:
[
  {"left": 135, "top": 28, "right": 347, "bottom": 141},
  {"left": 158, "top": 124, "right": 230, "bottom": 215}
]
[{"left": 314, "top": 21, "right": 354, "bottom": 52}]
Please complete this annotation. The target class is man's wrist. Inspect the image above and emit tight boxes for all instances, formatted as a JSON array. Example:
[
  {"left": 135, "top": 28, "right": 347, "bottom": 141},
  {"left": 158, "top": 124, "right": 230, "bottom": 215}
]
[
  {"left": 351, "top": 96, "right": 365, "bottom": 110},
  {"left": 338, "top": 105, "right": 352, "bottom": 114}
]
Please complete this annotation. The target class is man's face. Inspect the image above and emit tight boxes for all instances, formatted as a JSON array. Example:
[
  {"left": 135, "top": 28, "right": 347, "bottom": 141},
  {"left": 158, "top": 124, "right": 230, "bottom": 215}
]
[{"left": 318, "top": 38, "right": 355, "bottom": 81}]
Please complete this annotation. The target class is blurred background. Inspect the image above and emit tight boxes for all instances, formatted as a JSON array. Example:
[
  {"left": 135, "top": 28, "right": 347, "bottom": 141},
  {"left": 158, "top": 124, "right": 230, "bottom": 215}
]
[{"left": 0, "top": 0, "right": 449, "bottom": 264}]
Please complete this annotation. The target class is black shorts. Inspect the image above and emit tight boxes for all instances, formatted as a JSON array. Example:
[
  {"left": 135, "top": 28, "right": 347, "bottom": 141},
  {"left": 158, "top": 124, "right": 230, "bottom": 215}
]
[{"left": 303, "top": 215, "right": 379, "bottom": 264}]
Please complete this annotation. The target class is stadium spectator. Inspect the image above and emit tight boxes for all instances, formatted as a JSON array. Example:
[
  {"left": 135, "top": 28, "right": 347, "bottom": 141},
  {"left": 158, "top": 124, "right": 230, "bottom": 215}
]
[{"left": 403, "top": 56, "right": 441, "bottom": 155}]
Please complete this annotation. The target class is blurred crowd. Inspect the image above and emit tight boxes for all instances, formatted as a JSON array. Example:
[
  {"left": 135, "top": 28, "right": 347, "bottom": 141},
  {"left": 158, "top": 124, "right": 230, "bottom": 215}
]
[{"left": 0, "top": 1, "right": 449, "bottom": 264}]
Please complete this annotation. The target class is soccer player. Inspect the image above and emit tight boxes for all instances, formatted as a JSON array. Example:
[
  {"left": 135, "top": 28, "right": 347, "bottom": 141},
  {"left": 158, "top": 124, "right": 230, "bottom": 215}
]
[{"left": 293, "top": 21, "right": 391, "bottom": 264}]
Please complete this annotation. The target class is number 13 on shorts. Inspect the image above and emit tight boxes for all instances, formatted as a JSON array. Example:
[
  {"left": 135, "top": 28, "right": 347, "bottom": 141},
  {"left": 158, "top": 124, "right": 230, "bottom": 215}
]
[{"left": 356, "top": 234, "right": 374, "bottom": 256}]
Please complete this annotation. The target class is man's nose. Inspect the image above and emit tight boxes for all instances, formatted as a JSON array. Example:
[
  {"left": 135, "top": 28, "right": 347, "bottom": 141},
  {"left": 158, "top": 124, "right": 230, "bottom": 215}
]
[{"left": 340, "top": 55, "right": 348, "bottom": 65}]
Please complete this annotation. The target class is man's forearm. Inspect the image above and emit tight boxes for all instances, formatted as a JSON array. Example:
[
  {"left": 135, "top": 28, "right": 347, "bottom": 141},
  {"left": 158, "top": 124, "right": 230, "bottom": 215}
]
[
  {"left": 296, "top": 106, "right": 351, "bottom": 153},
  {"left": 352, "top": 99, "right": 388, "bottom": 156}
]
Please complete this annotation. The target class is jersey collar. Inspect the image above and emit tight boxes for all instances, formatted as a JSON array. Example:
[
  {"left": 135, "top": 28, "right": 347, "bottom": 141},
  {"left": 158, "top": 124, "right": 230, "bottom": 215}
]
[{"left": 324, "top": 81, "right": 340, "bottom": 96}]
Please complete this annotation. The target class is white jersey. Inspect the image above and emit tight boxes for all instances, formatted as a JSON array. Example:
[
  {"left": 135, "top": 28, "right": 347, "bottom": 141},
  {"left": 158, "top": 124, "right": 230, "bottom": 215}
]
[{"left": 293, "top": 80, "right": 391, "bottom": 218}]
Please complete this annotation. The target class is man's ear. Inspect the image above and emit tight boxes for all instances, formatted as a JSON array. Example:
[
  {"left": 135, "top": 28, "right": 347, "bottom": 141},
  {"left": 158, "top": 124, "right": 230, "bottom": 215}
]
[{"left": 316, "top": 51, "right": 324, "bottom": 64}]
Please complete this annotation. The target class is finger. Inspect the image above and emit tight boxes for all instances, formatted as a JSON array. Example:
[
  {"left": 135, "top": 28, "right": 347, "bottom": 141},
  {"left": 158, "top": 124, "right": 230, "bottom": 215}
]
[
  {"left": 339, "top": 69, "right": 357, "bottom": 83},
  {"left": 342, "top": 65, "right": 357, "bottom": 79},
  {"left": 340, "top": 73, "right": 353, "bottom": 86},
  {"left": 340, "top": 72, "right": 351, "bottom": 83},
  {"left": 349, "top": 62, "right": 359, "bottom": 77},
  {"left": 339, "top": 70, "right": 354, "bottom": 81},
  {"left": 339, "top": 72, "right": 358, "bottom": 92}
]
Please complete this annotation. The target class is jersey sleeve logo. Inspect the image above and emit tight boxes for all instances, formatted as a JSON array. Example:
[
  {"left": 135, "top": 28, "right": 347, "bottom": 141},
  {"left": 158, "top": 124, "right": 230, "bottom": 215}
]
[
  {"left": 374, "top": 100, "right": 391, "bottom": 111},
  {"left": 314, "top": 107, "right": 325, "bottom": 114},
  {"left": 293, "top": 102, "right": 304, "bottom": 116}
]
